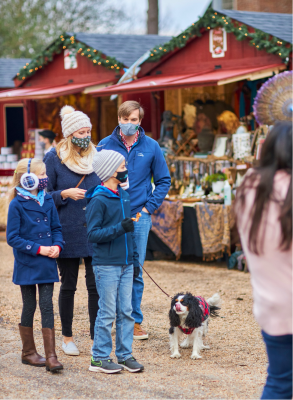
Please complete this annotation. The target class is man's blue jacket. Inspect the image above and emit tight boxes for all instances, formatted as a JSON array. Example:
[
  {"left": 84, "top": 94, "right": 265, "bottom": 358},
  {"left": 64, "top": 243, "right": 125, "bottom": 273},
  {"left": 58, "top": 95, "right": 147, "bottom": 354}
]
[{"left": 97, "top": 126, "right": 171, "bottom": 215}]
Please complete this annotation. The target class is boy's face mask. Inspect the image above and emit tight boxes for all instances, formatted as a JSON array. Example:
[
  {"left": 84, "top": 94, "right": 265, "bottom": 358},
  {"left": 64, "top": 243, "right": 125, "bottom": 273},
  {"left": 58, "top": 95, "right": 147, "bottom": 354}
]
[
  {"left": 119, "top": 123, "right": 139, "bottom": 137},
  {"left": 114, "top": 169, "right": 128, "bottom": 183},
  {"left": 71, "top": 135, "right": 91, "bottom": 149}
]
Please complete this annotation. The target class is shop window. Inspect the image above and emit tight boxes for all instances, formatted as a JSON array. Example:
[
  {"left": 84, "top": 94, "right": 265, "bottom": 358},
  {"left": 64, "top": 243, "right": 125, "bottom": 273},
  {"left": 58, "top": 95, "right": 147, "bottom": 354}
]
[{"left": 5, "top": 105, "right": 25, "bottom": 148}]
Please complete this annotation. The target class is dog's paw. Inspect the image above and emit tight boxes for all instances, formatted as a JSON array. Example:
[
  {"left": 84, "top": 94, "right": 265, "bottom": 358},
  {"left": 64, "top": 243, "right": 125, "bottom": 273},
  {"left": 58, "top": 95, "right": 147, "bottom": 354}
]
[
  {"left": 201, "top": 344, "right": 210, "bottom": 350},
  {"left": 180, "top": 339, "right": 191, "bottom": 348},
  {"left": 170, "top": 352, "right": 181, "bottom": 359},
  {"left": 190, "top": 353, "right": 202, "bottom": 359}
]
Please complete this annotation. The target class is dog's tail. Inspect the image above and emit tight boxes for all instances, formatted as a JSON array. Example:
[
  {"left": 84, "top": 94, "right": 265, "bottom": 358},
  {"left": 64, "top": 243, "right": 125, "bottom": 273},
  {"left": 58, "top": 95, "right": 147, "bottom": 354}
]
[{"left": 207, "top": 293, "right": 221, "bottom": 317}]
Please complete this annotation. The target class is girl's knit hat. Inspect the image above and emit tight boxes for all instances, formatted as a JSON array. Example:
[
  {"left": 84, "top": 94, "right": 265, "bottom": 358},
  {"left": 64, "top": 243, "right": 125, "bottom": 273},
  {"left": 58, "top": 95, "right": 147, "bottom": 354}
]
[
  {"left": 60, "top": 105, "right": 92, "bottom": 138},
  {"left": 92, "top": 150, "right": 125, "bottom": 182}
]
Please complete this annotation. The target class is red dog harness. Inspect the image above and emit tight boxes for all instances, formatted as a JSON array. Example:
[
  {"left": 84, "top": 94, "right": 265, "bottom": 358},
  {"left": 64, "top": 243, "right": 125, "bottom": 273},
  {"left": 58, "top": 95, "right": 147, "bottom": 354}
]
[{"left": 178, "top": 296, "right": 210, "bottom": 335}]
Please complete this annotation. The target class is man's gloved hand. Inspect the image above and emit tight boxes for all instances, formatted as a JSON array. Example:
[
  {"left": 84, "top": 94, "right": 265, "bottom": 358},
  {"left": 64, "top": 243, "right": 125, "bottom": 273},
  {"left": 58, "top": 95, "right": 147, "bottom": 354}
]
[
  {"left": 134, "top": 265, "right": 140, "bottom": 278},
  {"left": 121, "top": 218, "right": 134, "bottom": 233}
]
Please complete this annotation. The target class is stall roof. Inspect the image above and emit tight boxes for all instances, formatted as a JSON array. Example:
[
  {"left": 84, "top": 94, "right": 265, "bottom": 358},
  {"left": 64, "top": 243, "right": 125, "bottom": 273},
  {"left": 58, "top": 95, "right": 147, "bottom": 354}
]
[
  {"left": 71, "top": 33, "right": 172, "bottom": 67},
  {"left": 0, "top": 78, "right": 114, "bottom": 101},
  {"left": 0, "top": 58, "right": 31, "bottom": 88},
  {"left": 90, "top": 64, "right": 285, "bottom": 96},
  {"left": 214, "top": 9, "right": 293, "bottom": 43}
]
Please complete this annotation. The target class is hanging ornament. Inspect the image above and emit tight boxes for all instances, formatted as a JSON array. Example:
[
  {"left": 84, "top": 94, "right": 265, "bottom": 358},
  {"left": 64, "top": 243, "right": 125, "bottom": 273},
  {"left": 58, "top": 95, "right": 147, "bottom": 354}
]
[{"left": 253, "top": 71, "right": 293, "bottom": 125}]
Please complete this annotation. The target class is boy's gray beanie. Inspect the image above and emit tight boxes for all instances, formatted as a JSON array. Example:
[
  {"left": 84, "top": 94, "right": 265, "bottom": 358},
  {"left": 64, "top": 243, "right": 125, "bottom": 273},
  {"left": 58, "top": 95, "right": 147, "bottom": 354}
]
[{"left": 92, "top": 150, "right": 125, "bottom": 182}]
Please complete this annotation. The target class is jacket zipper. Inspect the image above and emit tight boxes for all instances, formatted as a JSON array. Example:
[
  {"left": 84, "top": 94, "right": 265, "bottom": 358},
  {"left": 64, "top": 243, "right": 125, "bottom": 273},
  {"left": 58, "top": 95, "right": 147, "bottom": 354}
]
[{"left": 120, "top": 195, "right": 128, "bottom": 265}]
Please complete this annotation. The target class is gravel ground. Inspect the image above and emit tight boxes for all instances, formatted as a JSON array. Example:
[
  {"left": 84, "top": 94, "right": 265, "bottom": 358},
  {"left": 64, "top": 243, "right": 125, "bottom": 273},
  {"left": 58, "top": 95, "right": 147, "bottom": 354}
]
[{"left": 0, "top": 240, "right": 267, "bottom": 399}]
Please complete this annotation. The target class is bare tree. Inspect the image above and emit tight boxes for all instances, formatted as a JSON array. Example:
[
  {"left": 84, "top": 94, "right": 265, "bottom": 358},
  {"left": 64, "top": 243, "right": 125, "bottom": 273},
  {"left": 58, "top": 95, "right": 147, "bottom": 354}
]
[{"left": 147, "top": 0, "right": 159, "bottom": 34}]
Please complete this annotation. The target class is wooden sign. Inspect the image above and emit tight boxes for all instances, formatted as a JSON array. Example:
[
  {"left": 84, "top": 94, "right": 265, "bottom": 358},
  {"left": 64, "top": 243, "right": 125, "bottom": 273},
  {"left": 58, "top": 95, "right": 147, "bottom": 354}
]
[{"left": 209, "top": 27, "right": 227, "bottom": 58}]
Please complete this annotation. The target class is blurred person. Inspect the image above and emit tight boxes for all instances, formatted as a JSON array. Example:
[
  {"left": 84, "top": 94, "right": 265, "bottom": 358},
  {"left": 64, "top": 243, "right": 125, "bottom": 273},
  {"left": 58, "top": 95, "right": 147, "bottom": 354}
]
[
  {"left": 97, "top": 100, "right": 171, "bottom": 340},
  {"left": 44, "top": 106, "right": 100, "bottom": 356},
  {"left": 39, "top": 130, "right": 56, "bottom": 154},
  {"left": 235, "top": 121, "right": 292, "bottom": 399}
]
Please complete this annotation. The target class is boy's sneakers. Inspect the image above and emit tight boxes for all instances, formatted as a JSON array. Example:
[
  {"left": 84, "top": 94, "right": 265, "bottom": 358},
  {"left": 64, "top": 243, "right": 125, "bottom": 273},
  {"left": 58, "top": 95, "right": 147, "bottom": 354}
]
[
  {"left": 89, "top": 357, "right": 123, "bottom": 374},
  {"left": 118, "top": 357, "right": 144, "bottom": 373}
]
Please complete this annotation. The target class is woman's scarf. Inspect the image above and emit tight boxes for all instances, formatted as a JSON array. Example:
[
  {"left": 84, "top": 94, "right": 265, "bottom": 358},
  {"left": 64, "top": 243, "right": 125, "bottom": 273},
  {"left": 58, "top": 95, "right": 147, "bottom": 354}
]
[{"left": 59, "top": 142, "right": 95, "bottom": 175}]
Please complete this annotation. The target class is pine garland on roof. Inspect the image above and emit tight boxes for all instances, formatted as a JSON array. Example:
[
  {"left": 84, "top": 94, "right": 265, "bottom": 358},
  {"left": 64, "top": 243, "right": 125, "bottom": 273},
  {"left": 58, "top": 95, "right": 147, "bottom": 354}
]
[
  {"left": 147, "top": 6, "right": 292, "bottom": 63},
  {"left": 17, "top": 34, "right": 124, "bottom": 81}
]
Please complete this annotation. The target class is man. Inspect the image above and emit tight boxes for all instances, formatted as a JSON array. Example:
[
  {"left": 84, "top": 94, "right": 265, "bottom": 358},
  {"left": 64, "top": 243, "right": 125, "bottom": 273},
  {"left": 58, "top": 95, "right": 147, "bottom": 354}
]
[
  {"left": 97, "top": 100, "right": 171, "bottom": 340},
  {"left": 39, "top": 130, "right": 56, "bottom": 154}
]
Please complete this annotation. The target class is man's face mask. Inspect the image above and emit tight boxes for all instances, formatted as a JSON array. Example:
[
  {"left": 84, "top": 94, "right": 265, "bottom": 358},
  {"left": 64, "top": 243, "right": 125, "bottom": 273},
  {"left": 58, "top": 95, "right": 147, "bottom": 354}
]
[
  {"left": 114, "top": 169, "right": 128, "bottom": 183},
  {"left": 71, "top": 135, "right": 91, "bottom": 149},
  {"left": 119, "top": 123, "right": 139, "bottom": 137}
]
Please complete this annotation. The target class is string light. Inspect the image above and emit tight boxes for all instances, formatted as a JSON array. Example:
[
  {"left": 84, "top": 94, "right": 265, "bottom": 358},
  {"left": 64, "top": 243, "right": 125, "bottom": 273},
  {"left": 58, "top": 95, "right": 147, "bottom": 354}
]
[
  {"left": 81, "top": 53, "right": 84, "bottom": 55},
  {"left": 88, "top": 54, "right": 91, "bottom": 57},
  {"left": 63, "top": 46, "right": 66, "bottom": 49},
  {"left": 98, "top": 62, "right": 101, "bottom": 65},
  {"left": 93, "top": 60, "right": 97, "bottom": 63},
  {"left": 106, "top": 60, "right": 109, "bottom": 63}
]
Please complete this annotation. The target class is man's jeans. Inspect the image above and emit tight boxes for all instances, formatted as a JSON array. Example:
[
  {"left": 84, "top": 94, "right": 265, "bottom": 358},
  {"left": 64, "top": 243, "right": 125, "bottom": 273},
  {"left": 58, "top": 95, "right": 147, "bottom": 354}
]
[
  {"left": 92, "top": 264, "right": 134, "bottom": 361},
  {"left": 132, "top": 211, "right": 152, "bottom": 324}
]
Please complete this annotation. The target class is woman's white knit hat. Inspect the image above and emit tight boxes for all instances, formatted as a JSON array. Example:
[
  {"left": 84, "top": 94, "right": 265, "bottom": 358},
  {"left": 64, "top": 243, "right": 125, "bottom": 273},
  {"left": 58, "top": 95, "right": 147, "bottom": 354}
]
[
  {"left": 60, "top": 105, "right": 92, "bottom": 138},
  {"left": 92, "top": 150, "right": 125, "bottom": 182}
]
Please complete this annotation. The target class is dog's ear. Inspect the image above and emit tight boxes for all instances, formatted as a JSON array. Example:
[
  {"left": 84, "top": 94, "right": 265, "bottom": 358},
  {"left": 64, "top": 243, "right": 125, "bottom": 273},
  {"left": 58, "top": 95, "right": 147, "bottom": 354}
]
[
  {"left": 184, "top": 293, "right": 203, "bottom": 328},
  {"left": 169, "top": 294, "right": 182, "bottom": 327},
  {"left": 169, "top": 308, "right": 180, "bottom": 327}
]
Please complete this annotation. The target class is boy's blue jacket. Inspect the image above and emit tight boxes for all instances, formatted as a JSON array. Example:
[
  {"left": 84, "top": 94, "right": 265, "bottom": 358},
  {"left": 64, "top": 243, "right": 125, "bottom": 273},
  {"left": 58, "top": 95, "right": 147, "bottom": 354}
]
[
  {"left": 97, "top": 126, "right": 171, "bottom": 215},
  {"left": 85, "top": 185, "right": 139, "bottom": 267},
  {"left": 6, "top": 193, "right": 64, "bottom": 285}
]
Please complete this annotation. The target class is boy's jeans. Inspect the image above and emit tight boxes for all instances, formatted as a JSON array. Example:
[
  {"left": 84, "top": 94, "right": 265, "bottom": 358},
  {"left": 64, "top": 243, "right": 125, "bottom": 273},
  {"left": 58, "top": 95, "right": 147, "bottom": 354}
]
[
  {"left": 132, "top": 211, "right": 152, "bottom": 324},
  {"left": 92, "top": 264, "right": 134, "bottom": 361}
]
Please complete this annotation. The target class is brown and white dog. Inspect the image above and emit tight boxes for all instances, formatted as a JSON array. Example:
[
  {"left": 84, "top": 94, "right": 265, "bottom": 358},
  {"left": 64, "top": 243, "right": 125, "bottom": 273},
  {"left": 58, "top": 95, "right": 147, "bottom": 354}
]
[{"left": 169, "top": 292, "right": 221, "bottom": 359}]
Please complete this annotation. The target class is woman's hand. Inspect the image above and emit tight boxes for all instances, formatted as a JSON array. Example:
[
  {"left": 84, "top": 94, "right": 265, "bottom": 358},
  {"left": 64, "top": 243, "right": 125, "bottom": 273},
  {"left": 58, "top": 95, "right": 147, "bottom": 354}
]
[
  {"left": 61, "top": 188, "right": 86, "bottom": 201},
  {"left": 39, "top": 246, "right": 51, "bottom": 256},
  {"left": 48, "top": 246, "right": 60, "bottom": 258}
]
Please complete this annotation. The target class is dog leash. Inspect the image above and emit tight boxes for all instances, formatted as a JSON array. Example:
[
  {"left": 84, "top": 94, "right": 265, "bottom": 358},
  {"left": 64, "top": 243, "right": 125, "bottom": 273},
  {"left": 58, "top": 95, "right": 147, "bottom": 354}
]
[{"left": 139, "top": 262, "right": 173, "bottom": 299}]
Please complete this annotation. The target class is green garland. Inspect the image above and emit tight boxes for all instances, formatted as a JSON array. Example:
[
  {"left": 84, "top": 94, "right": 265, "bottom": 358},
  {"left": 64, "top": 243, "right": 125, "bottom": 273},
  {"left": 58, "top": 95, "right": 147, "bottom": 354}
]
[
  {"left": 147, "top": 6, "right": 292, "bottom": 63},
  {"left": 17, "top": 34, "right": 124, "bottom": 81}
]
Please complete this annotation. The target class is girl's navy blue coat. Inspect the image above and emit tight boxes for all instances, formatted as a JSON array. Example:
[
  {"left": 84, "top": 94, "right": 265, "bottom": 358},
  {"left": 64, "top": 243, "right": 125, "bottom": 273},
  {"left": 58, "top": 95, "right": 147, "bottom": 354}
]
[
  {"left": 85, "top": 185, "right": 139, "bottom": 267},
  {"left": 44, "top": 149, "right": 101, "bottom": 258},
  {"left": 6, "top": 193, "right": 64, "bottom": 285}
]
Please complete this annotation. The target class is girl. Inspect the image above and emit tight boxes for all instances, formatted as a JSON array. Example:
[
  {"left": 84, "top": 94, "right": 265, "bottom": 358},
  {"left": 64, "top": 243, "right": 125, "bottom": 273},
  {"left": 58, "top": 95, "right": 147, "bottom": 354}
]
[
  {"left": 44, "top": 106, "right": 100, "bottom": 356},
  {"left": 235, "top": 121, "right": 292, "bottom": 399},
  {"left": 6, "top": 158, "right": 64, "bottom": 372}
]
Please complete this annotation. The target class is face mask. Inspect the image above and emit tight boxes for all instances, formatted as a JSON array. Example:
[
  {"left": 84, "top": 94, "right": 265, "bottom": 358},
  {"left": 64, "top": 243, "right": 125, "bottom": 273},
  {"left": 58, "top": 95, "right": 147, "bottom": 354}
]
[
  {"left": 114, "top": 169, "right": 128, "bottom": 183},
  {"left": 39, "top": 141, "right": 46, "bottom": 150},
  {"left": 71, "top": 135, "right": 91, "bottom": 149},
  {"left": 119, "top": 123, "right": 139, "bottom": 137},
  {"left": 38, "top": 177, "right": 49, "bottom": 190}
]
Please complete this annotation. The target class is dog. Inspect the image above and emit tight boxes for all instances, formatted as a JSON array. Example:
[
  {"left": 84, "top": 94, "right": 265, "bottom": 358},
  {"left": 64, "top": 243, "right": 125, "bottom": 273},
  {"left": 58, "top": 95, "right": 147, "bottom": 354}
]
[{"left": 169, "top": 292, "right": 221, "bottom": 359}]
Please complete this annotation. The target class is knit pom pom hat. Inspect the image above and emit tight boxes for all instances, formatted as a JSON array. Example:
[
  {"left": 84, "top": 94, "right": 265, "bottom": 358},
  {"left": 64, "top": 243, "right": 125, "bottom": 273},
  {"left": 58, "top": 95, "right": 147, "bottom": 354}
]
[
  {"left": 92, "top": 150, "right": 125, "bottom": 182},
  {"left": 60, "top": 105, "right": 92, "bottom": 138}
]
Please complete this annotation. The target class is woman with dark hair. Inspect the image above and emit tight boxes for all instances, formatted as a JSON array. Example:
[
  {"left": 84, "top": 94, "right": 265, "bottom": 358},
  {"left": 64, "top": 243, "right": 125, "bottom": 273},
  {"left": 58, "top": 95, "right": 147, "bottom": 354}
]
[{"left": 235, "top": 121, "right": 292, "bottom": 399}]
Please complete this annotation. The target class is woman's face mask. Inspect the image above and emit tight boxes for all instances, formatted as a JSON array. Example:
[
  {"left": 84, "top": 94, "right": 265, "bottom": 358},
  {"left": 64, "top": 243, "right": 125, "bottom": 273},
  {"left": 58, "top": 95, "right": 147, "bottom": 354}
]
[{"left": 71, "top": 135, "right": 91, "bottom": 149}]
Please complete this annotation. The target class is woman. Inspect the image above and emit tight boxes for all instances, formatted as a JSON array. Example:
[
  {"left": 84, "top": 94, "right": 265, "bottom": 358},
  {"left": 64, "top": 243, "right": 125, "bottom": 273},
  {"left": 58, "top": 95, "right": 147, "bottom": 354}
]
[
  {"left": 235, "top": 121, "right": 292, "bottom": 399},
  {"left": 44, "top": 105, "right": 100, "bottom": 356}
]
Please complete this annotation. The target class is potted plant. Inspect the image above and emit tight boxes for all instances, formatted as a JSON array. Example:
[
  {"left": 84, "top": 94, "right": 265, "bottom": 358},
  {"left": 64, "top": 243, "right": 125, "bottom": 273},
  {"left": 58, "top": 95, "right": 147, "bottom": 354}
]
[{"left": 204, "top": 172, "right": 227, "bottom": 194}]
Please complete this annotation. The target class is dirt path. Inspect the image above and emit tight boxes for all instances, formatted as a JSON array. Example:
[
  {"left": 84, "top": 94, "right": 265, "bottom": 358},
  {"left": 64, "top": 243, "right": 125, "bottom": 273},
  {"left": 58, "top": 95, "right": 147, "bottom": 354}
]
[{"left": 0, "top": 241, "right": 266, "bottom": 399}]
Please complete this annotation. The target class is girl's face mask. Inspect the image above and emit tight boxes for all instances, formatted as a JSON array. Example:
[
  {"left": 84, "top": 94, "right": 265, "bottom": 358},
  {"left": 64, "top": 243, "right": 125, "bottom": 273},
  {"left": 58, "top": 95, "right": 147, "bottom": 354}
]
[
  {"left": 114, "top": 169, "right": 128, "bottom": 183},
  {"left": 38, "top": 177, "right": 49, "bottom": 190},
  {"left": 71, "top": 135, "right": 91, "bottom": 149}
]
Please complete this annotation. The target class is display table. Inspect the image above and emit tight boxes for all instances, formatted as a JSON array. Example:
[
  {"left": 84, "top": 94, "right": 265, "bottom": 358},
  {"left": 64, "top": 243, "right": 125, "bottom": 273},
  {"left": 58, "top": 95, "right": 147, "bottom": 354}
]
[{"left": 146, "top": 201, "right": 233, "bottom": 261}]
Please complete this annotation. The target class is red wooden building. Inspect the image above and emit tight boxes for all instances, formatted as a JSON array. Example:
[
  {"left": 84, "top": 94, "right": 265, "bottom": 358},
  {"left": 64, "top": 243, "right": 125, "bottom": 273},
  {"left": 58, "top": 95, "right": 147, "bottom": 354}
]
[
  {"left": 0, "top": 33, "right": 171, "bottom": 148},
  {"left": 89, "top": 7, "right": 292, "bottom": 139}
]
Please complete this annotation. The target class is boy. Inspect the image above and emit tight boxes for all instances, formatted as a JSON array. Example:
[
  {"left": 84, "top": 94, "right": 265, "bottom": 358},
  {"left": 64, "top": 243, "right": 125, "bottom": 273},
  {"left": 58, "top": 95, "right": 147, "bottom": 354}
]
[
  {"left": 97, "top": 101, "right": 171, "bottom": 340},
  {"left": 85, "top": 149, "right": 144, "bottom": 374}
]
